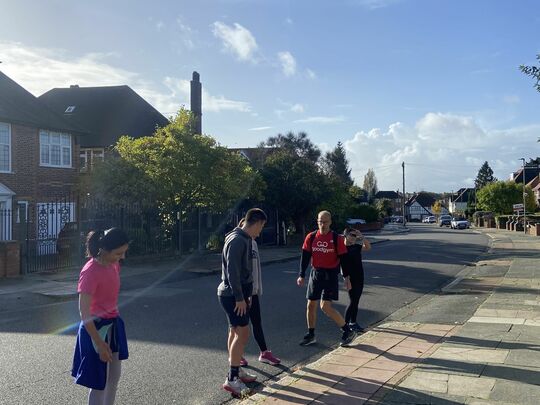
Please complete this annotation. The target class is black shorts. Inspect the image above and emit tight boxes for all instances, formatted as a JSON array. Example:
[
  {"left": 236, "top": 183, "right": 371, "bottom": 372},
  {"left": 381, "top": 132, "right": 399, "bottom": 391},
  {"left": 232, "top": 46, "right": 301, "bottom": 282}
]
[
  {"left": 307, "top": 267, "right": 339, "bottom": 301},
  {"left": 218, "top": 295, "right": 250, "bottom": 327}
]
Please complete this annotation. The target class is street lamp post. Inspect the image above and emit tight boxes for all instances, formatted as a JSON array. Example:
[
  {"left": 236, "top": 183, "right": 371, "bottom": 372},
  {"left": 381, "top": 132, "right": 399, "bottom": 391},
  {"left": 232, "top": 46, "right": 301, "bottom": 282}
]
[{"left": 520, "top": 158, "right": 527, "bottom": 234}]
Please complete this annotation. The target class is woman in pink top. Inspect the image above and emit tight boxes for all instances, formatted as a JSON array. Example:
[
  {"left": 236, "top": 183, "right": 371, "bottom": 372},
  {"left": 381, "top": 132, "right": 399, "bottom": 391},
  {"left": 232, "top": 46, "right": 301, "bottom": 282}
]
[{"left": 71, "top": 228, "right": 129, "bottom": 405}]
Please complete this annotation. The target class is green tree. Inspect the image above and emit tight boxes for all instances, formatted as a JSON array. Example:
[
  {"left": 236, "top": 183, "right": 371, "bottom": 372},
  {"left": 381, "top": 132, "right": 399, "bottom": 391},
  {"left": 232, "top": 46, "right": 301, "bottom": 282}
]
[
  {"left": 82, "top": 157, "right": 158, "bottom": 205},
  {"left": 259, "top": 131, "right": 321, "bottom": 163},
  {"left": 261, "top": 150, "right": 325, "bottom": 234},
  {"left": 375, "top": 198, "right": 393, "bottom": 218},
  {"left": 362, "top": 169, "right": 378, "bottom": 203},
  {"left": 115, "top": 109, "right": 261, "bottom": 213},
  {"left": 321, "top": 142, "right": 353, "bottom": 187},
  {"left": 475, "top": 161, "right": 497, "bottom": 189},
  {"left": 476, "top": 181, "right": 535, "bottom": 214},
  {"left": 520, "top": 54, "right": 540, "bottom": 93}
]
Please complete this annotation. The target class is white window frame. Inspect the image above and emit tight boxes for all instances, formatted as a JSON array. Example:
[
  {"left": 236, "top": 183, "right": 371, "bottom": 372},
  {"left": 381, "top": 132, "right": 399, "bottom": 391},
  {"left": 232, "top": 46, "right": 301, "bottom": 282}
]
[
  {"left": 39, "top": 130, "right": 72, "bottom": 168},
  {"left": 0, "top": 122, "right": 11, "bottom": 173},
  {"left": 80, "top": 148, "right": 105, "bottom": 172}
]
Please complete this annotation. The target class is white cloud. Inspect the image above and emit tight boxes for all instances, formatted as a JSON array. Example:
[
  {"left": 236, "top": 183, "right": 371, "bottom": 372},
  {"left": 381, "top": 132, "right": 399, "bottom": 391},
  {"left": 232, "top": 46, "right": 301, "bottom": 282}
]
[
  {"left": 350, "top": 0, "right": 402, "bottom": 9},
  {"left": 278, "top": 51, "right": 297, "bottom": 77},
  {"left": 306, "top": 69, "right": 317, "bottom": 80},
  {"left": 503, "top": 95, "right": 520, "bottom": 104},
  {"left": 0, "top": 40, "right": 251, "bottom": 116},
  {"left": 249, "top": 126, "right": 272, "bottom": 131},
  {"left": 342, "top": 112, "right": 540, "bottom": 192},
  {"left": 176, "top": 16, "right": 195, "bottom": 49},
  {"left": 294, "top": 116, "right": 345, "bottom": 124},
  {"left": 212, "top": 21, "right": 258, "bottom": 62},
  {"left": 163, "top": 77, "right": 251, "bottom": 113},
  {"left": 290, "top": 103, "right": 304, "bottom": 113},
  {"left": 156, "top": 21, "right": 165, "bottom": 31}
]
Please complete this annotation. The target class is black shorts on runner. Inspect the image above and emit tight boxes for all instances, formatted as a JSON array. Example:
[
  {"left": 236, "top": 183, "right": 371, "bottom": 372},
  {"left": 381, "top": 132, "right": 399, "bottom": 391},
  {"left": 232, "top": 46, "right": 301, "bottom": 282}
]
[
  {"left": 307, "top": 267, "right": 339, "bottom": 301},
  {"left": 218, "top": 295, "right": 250, "bottom": 327}
]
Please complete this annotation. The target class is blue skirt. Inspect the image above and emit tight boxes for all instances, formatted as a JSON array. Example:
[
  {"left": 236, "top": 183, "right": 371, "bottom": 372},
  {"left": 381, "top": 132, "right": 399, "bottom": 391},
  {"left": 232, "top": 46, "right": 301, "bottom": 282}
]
[{"left": 71, "top": 317, "right": 129, "bottom": 390}]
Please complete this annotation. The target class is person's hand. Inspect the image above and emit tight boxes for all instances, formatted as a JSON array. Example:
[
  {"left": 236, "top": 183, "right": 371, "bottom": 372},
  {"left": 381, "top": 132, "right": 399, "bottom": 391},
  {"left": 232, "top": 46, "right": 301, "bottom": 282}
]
[
  {"left": 234, "top": 300, "right": 248, "bottom": 316},
  {"left": 344, "top": 277, "right": 352, "bottom": 291},
  {"left": 297, "top": 277, "right": 305, "bottom": 287},
  {"left": 97, "top": 340, "right": 113, "bottom": 363}
]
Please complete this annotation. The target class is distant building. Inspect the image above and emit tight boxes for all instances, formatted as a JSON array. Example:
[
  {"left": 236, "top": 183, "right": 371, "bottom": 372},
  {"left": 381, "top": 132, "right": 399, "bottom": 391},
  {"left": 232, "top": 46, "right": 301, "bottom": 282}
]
[{"left": 448, "top": 188, "right": 475, "bottom": 214}]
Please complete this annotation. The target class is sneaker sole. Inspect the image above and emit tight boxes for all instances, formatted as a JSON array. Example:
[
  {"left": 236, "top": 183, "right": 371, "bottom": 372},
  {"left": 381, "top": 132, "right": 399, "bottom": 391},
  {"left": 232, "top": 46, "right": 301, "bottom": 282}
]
[
  {"left": 259, "top": 358, "right": 281, "bottom": 366},
  {"left": 299, "top": 338, "right": 317, "bottom": 346},
  {"left": 222, "top": 385, "right": 250, "bottom": 398}
]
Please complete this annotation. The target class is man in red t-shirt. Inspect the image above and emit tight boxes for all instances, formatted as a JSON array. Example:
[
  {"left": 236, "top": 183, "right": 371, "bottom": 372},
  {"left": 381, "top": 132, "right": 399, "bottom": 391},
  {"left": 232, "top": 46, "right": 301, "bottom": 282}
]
[{"left": 296, "top": 210, "right": 358, "bottom": 347}]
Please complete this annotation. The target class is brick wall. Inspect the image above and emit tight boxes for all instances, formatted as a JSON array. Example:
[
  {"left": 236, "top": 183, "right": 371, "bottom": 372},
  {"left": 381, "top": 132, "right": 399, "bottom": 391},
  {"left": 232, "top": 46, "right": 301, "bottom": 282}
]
[
  {"left": 0, "top": 123, "right": 80, "bottom": 203},
  {"left": 0, "top": 241, "right": 20, "bottom": 277}
]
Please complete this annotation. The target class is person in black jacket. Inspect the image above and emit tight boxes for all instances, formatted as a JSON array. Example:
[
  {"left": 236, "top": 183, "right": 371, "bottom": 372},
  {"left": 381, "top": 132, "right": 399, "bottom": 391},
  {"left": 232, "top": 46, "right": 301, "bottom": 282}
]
[{"left": 341, "top": 227, "right": 371, "bottom": 333}]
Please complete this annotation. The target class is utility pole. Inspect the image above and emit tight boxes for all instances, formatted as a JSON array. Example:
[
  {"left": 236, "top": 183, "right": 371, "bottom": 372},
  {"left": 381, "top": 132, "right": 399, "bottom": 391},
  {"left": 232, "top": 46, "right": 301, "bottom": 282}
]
[
  {"left": 520, "top": 158, "right": 527, "bottom": 234},
  {"left": 402, "top": 161, "right": 406, "bottom": 227}
]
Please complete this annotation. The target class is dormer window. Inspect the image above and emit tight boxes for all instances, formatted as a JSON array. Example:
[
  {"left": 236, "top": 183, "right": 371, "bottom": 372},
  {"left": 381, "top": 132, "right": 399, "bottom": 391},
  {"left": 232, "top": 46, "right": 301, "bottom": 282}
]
[{"left": 65, "top": 106, "right": 76, "bottom": 113}]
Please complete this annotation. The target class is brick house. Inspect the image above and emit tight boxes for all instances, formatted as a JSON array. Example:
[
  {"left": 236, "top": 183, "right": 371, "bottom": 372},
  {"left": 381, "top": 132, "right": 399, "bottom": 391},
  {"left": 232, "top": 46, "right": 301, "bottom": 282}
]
[
  {"left": 39, "top": 85, "right": 169, "bottom": 171},
  {"left": 0, "top": 71, "right": 86, "bottom": 240},
  {"left": 374, "top": 190, "right": 403, "bottom": 216}
]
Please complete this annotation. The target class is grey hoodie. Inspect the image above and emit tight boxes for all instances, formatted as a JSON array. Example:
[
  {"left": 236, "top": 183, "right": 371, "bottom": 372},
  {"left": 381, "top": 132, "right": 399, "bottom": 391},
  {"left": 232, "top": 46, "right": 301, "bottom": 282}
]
[{"left": 217, "top": 227, "right": 253, "bottom": 301}]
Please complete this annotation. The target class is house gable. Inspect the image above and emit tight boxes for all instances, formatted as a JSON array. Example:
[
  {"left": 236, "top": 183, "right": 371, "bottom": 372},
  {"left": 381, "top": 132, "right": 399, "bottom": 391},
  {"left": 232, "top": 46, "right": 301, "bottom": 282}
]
[{"left": 39, "top": 85, "right": 169, "bottom": 148}]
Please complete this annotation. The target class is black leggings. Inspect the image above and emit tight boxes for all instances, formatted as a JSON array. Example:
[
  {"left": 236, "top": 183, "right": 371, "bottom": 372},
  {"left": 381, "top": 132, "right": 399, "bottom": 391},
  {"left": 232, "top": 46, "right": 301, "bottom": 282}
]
[
  {"left": 345, "top": 277, "right": 364, "bottom": 324},
  {"left": 249, "top": 294, "right": 267, "bottom": 352}
]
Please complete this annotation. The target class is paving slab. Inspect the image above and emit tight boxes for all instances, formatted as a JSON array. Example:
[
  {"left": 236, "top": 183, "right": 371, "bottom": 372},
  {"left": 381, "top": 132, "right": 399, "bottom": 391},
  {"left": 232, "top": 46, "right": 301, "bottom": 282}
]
[
  {"left": 488, "top": 380, "right": 540, "bottom": 405},
  {"left": 446, "top": 375, "right": 495, "bottom": 399}
]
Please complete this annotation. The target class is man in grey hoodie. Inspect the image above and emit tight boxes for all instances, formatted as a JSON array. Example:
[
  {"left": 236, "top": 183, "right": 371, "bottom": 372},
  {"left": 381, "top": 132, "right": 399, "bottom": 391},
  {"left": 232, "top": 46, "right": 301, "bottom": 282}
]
[{"left": 218, "top": 208, "right": 267, "bottom": 397}]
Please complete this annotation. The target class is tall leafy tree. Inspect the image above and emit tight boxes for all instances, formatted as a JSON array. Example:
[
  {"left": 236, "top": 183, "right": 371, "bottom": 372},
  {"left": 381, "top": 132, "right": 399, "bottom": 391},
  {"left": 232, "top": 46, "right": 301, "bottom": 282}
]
[
  {"left": 115, "top": 109, "right": 261, "bottom": 213},
  {"left": 362, "top": 168, "right": 378, "bottom": 202},
  {"left": 261, "top": 150, "right": 325, "bottom": 234},
  {"left": 259, "top": 131, "right": 321, "bottom": 163},
  {"left": 475, "top": 161, "right": 497, "bottom": 189},
  {"left": 477, "top": 181, "right": 535, "bottom": 214},
  {"left": 321, "top": 142, "right": 354, "bottom": 187}
]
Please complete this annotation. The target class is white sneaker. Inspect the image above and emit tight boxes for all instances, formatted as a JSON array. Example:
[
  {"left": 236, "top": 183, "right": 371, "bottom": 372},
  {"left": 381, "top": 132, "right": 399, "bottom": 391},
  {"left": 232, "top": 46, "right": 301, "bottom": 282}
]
[
  {"left": 222, "top": 376, "right": 250, "bottom": 397},
  {"left": 238, "top": 367, "right": 257, "bottom": 383}
]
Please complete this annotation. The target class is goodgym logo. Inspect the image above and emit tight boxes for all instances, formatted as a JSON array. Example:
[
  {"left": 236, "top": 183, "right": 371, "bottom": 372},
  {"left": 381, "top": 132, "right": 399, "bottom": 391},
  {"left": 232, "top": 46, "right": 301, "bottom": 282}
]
[{"left": 313, "top": 240, "right": 334, "bottom": 254}]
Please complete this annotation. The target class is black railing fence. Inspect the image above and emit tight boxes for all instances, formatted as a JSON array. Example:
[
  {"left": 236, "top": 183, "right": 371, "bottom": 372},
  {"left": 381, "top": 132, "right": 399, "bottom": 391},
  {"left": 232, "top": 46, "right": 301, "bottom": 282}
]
[{"left": 9, "top": 194, "right": 279, "bottom": 274}]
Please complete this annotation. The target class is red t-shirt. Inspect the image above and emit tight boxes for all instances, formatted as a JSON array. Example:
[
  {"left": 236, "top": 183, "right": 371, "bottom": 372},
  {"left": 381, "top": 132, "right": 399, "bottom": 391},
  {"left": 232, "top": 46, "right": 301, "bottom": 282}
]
[
  {"left": 78, "top": 258, "right": 121, "bottom": 319},
  {"left": 302, "top": 230, "right": 347, "bottom": 269}
]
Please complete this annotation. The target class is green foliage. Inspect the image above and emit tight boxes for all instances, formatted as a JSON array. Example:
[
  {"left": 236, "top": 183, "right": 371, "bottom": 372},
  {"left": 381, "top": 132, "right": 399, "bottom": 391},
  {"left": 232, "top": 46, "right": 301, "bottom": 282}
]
[
  {"left": 115, "top": 109, "right": 260, "bottom": 213},
  {"left": 316, "top": 177, "right": 356, "bottom": 231},
  {"left": 476, "top": 181, "right": 535, "bottom": 214},
  {"left": 261, "top": 150, "right": 325, "bottom": 231},
  {"left": 520, "top": 54, "right": 540, "bottom": 93},
  {"left": 82, "top": 157, "right": 157, "bottom": 205},
  {"left": 259, "top": 131, "right": 321, "bottom": 163},
  {"left": 348, "top": 204, "right": 379, "bottom": 223},
  {"left": 362, "top": 169, "right": 378, "bottom": 203},
  {"left": 321, "top": 142, "right": 353, "bottom": 187},
  {"left": 375, "top": 198, "right": 393, "bottom": 217},
  {"left": 475, "top": 161, "right": 497, "bottom": 189}
]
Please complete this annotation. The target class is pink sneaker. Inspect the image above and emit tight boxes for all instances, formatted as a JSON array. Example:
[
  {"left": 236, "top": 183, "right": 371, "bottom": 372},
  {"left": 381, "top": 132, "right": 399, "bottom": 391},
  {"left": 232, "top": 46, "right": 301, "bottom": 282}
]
[
  {"left": 239, "top": 357, "right": 248, "bottom": 367},
  {"left": 258, "top": 350, "right": 281, "bottom": 366}
]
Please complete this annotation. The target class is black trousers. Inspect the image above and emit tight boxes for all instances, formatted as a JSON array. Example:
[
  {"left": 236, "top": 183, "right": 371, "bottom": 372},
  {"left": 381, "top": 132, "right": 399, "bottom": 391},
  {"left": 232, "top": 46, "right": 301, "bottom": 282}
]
[
  {"left": 345, "top": 277, "right": 364, "bottom": 324},
  {"left": 249, "top": 294, "right": 267, "bottom": 352}
]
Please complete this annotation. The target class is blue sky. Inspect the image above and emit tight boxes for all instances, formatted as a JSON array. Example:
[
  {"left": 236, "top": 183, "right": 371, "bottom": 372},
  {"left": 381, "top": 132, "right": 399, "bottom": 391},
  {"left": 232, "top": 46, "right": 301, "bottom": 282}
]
[{"left": 1, "top": 0, "right": 539, "bottom": 192}]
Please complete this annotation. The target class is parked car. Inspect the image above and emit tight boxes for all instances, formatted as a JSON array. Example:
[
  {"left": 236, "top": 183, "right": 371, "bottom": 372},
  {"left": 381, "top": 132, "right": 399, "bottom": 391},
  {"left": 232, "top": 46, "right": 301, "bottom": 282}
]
[
  {"left": 438, "top": 215, "right": 452, "bottom": 227},
  {"left": 451, "top": 217, "right": 470, "bottom": 229},
  {"left": 422, "top": 216, "right": 436, "bottom": 223},
  {"left": 390, "top": 215, "right": 403, "bottom": 223}
]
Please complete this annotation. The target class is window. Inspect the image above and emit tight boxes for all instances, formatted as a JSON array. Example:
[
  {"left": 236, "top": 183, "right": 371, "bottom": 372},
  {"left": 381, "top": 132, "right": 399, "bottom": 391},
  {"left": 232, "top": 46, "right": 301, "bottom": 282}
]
[
  {"left": 80, "top": 148, "right": 105, "bottom": 172},
  {"left": 40, "top": 131, "right": 72, "bottom": 168},
  {"left": 65, "top": 106, "right": 76, "bottom": 113},
  {"left": 0, "top": 122, "right": 11, "bottom": 172},
  {"left": 16, "top": 201, "right": 28, "bottom": 223}
]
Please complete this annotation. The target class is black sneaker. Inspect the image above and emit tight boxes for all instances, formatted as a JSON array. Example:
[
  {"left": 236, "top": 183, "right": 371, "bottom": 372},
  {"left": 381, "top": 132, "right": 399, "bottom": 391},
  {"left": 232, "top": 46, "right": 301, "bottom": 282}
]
[
  {"left": 348, "top": 323, "right": 365, "bottom": 333},
  {"left": 299, "top": 333, "right": 316, "bottom": 346},
  {"left": 341, "top": 329, "right": 358, "bottom": 347}
]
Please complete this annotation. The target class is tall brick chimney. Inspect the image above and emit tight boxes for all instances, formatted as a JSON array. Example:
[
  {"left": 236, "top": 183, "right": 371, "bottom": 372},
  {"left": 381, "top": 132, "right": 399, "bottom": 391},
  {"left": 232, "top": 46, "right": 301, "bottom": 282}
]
[{"left": 190, "top": 71, "right": 202, "bottom": 134}]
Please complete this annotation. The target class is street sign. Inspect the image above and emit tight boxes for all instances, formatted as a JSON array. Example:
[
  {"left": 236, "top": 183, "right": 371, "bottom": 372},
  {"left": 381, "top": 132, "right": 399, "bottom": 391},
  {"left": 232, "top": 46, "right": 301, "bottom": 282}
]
[{"left": 513, "top": 203, "right": 524, "bottom": 211}]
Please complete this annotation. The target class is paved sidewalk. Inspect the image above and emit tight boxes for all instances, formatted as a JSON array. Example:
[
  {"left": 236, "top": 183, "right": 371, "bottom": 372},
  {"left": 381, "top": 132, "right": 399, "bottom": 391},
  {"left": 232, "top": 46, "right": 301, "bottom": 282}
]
[{"left": 240, "top": 228, "right": 540, "bottom": 404}]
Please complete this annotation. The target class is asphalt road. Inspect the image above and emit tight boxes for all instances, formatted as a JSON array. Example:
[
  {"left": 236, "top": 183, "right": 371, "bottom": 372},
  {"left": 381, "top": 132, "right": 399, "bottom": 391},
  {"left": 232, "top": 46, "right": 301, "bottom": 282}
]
[{"left": 0, "top": 223, "right": 489, "bottom": 405}]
